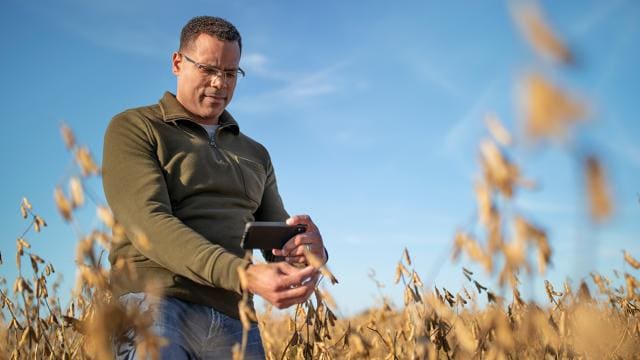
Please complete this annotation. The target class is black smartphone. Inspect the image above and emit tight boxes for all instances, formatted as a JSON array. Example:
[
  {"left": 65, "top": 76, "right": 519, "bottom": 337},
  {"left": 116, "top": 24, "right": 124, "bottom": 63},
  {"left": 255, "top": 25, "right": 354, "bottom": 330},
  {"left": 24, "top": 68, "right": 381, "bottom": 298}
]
[{"left": 240, "top": 221, "right": 307, "bottom": 250}]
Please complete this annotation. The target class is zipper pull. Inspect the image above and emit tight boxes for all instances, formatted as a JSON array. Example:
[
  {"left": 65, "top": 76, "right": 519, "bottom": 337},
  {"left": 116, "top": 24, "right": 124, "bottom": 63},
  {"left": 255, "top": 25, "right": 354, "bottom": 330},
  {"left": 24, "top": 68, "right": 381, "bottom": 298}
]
[{"left": 209, "top": 135, "right": 216, "bottom": 147}]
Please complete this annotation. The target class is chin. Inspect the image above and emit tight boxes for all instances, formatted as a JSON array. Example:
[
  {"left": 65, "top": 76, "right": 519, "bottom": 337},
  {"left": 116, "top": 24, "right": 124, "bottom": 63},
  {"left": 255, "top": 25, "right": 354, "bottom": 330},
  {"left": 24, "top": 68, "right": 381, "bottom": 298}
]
[{"left": 202, "top": 110, "right": 224, "bottom": 121}]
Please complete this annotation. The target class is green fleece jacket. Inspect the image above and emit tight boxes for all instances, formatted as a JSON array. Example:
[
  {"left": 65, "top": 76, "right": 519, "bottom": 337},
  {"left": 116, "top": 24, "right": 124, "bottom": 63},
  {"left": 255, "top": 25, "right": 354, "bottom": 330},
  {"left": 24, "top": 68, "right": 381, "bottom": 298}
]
[{"left": 102, "top": 92, "right": 288, "bottom": 319}]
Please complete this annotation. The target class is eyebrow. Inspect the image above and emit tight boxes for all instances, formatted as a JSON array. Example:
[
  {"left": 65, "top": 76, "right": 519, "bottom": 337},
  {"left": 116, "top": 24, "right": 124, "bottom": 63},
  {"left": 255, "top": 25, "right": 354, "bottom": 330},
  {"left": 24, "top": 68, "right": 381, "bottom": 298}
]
[{"left": 181, "top": 53, "right": 240, "bottom": 71}]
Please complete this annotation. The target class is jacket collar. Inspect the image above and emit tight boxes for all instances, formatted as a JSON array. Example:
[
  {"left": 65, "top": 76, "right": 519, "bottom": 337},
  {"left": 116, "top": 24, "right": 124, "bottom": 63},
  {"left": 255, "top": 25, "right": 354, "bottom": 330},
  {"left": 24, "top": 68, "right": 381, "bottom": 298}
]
[{"left": 158, "top": 91, "right": 240, "bottom": 135}]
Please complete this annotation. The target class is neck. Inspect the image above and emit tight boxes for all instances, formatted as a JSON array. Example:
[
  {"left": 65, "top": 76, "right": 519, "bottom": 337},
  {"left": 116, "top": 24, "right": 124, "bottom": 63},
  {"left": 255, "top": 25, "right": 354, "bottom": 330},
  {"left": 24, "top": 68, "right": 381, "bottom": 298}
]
[
  {"left": 195, "top": 118, "right": 219, "bottom": 125},
  {"left": 175, "top": 94, "right": 219, "bottom": 125}
]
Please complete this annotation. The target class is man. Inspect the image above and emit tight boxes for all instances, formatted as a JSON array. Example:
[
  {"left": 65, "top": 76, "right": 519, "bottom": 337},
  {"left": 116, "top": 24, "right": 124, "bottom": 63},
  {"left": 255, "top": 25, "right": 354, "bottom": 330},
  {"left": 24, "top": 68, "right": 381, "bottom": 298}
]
[{"left": 103, "top": 16, "right": 327, "bottom": 359}]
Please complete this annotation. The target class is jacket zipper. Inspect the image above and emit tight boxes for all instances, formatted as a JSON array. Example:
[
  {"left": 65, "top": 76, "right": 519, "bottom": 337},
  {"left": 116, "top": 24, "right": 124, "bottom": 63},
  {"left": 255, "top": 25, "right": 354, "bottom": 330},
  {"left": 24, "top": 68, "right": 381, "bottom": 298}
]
[
  {"left": 187, "top": 122, "right": 228, "bottom": 162},
  {"left": 195, "top": 123, "right": 254, "bottom": 203},
  {"left": 207, "top": 123, "right": 231, "bottom": 148}
]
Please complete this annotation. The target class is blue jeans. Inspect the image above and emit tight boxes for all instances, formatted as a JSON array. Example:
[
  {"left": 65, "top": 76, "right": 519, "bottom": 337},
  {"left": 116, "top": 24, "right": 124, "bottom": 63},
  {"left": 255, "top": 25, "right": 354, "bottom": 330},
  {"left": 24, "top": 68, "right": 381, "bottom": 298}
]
[{"left": 114, "top": 293, "right": 266, "bottom": 360}]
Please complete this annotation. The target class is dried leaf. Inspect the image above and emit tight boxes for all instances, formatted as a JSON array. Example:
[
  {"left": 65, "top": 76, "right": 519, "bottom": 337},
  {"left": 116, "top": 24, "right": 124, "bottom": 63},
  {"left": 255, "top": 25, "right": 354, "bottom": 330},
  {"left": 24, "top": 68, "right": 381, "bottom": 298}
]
[
  {"left": 474, "top": 281, "right": 487, "bottom": 294},
  {"left": 69, "top": 177, "right": 84, "bottom": 208},
  {"left": 54, "top": 187, "right": 73, "bottom": 222},
  {"left": 585, "top": 156, "right": 612, "bottom": 221},
  {"left": 577, "top": 281, "right": 592, "bottom": 301},
  {"left": 97, "top": 206, "right": 115, "bottom": 228},
  {"left": 485, "top": 114, "right": 512, "bottom": 146},
  {"left": 480, "top": 139, "right": 519, "bottom": 197},
  {"left": 304, "top": 247, "right": 339, "bottom": 284},
  {"left": 22, "top": 197, "right": 33, "bottom": 211},
  {"left": 454, "top": 322, "right": 476, "bottom": 353},
  {"left": 133, "top": 229, "right": 151, "bottom": 251},
  {"left": 62, "top": 316, "right": 86, "bottom": 334},
  {"left": 237, "top": 265, "right": 248, "bottom": 290},
  {"left": 75, "top": 146, "right": 100, "bottom": 176},
  {"left": 475, "top": 180, "right": 496, "bottom": 229},
  {"left": 35, "top": 215, "right": 47, "bottom": 229},
  {"left": 17, "top": 237, "right": 31, "bottom": 249},
  {"left": 60, "top": 123, "right": 76, "bottom": 150},
  {"left": 514, "top": 2, "right": 573, "bottom": 64},
  {"left": 523, "top": 73, "right": 587, "bottom": 140},
  {"left": 18, "top": 327, "right": 33, "bottom": 348},
  {"left": 624, "top": 251, "right": 640, "bottom": 269},
  {"left": 402, "top": 247, "right": 412, "bottom": 266},
  {"left": 412, "top": 271, "right": 424, "bottom": 288}
]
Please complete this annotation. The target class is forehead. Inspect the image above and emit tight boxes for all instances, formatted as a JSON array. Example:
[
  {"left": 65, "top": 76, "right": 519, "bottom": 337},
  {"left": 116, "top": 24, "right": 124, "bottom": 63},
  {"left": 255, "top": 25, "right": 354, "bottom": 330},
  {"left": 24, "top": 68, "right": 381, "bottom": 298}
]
[{"left": 189, "top": 33, "right": 241, "bottom": 66}]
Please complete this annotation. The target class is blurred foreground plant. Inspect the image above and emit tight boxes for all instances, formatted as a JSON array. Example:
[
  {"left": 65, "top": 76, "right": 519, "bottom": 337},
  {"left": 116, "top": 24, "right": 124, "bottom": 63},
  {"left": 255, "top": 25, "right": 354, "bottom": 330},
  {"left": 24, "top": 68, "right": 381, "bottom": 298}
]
[{"left": 1, "top": 2, "right": 638, "bottom": 359}]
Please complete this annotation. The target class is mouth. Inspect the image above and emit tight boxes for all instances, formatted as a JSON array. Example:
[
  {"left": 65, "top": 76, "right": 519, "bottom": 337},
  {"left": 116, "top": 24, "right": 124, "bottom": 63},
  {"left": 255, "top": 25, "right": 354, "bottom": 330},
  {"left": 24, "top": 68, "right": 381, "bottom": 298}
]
[{"left": 203, "top": 94, "right": 226, "bottom": 104}]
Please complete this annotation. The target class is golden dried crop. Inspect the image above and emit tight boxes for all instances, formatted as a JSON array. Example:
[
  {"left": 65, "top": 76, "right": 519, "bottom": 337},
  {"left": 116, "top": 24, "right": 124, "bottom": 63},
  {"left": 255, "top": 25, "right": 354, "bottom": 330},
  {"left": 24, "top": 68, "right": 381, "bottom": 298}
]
[
  {"left": 54, "top": 186, "right": 73, "bottom": 222},
  {"left": 585, "top": 155, "right": 613, "bottom": 222},
  {"left": 522, "top": 73, "right": 587, "bottom": 141},
  {"left": 513, "top": 2, "right": 573, "bottom": 64},
  {"left": 2, "top": 3, "right": 637, "bottom": 360}
]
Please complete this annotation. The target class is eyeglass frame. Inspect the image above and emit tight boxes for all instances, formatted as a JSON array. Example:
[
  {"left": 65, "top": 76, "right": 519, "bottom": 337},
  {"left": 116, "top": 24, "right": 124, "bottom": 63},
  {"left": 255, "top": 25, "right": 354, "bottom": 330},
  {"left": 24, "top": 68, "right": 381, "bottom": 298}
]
[{"left": 179, "top": 52, "right": 245, "bottom": 83}]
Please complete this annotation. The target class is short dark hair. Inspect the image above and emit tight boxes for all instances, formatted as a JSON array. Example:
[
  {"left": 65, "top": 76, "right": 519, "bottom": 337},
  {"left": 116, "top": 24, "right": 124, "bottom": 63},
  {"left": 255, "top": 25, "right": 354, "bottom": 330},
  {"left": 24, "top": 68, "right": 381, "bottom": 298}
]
[{"left": 179, "top": 16, "right": 242, "bottom": 53}]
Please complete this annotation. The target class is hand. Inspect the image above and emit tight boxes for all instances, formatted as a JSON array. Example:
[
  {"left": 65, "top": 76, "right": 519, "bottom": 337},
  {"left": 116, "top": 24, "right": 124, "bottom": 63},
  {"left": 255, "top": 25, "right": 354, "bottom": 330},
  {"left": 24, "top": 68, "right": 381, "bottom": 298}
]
[
  {"left": 272, "top": 215, "right": 327, "bottom": 265},
  {"left": 245, "top": 262, "right": 319, "bottom": 309}
]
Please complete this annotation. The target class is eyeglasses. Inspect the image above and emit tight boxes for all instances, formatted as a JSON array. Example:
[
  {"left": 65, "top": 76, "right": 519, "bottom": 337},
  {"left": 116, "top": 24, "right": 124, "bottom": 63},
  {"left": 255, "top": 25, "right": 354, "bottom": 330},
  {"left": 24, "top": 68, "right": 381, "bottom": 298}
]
[{"left": 180, "top": 53, "right": 245, "bottom": 83}]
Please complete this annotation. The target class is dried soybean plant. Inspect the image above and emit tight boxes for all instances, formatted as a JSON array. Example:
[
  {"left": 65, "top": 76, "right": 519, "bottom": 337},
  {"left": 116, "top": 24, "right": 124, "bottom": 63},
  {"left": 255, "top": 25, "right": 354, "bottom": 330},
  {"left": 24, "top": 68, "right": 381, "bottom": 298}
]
[
  {"left": 1, "top": 125, "right": 163, "bottom": 359},
  {"left": 3, "top": 2, "right": 640, "bottom": 359},
  {"left": 236, "top": 249, "right": 340, "bottom": 360},
  {"left": 255, "top": 2, "right": 640, "bottom": 359}
]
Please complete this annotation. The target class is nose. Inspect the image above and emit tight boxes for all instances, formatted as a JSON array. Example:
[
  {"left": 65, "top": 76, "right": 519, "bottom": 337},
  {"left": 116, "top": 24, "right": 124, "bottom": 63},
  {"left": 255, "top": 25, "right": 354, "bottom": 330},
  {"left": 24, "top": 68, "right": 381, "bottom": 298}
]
[{"left": 209, "top": 74, "right": 226, "bottom": 88}]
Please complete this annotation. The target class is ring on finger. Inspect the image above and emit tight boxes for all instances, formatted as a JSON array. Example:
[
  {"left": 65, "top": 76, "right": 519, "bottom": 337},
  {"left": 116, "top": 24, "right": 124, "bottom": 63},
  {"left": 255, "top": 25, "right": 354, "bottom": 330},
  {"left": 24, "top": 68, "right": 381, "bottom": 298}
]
[{"left": 305, "top": 244, "right": 312, "bottom": 252}]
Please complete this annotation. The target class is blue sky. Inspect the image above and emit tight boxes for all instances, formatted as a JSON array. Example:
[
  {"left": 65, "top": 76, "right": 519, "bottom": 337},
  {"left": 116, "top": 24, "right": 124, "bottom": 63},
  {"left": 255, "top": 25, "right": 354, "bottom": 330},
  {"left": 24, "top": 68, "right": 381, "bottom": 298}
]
[{"left": 1, "top": 0, "right": 639, "bottom": 315}]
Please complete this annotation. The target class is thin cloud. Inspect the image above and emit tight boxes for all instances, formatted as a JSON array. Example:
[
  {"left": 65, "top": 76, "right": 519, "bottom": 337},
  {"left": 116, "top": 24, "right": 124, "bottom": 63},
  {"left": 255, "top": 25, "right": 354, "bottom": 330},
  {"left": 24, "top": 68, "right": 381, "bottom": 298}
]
[
  {"left": 241, "top": 53, "right": 269, "bottom": 73},
  {"left": 570, "top": 0, "right": 629, "bottom": 38},
  {"left": 234, "top": 60, "right": 350, "bottom": 114},
  {"left": 413, "top": 57, "right": 465, "bottom": 99},
  {"left": 68, "top": 24, "right": 173, "bottom": 57},
  {"left": 27, "top": 0, "right": 174, "bottom": 57},
  {"left": 439, "top": 79, "right": 500, "bottom": 156},
  {"left": 241, "top": 52, "right": 291, "bottom": 81}
]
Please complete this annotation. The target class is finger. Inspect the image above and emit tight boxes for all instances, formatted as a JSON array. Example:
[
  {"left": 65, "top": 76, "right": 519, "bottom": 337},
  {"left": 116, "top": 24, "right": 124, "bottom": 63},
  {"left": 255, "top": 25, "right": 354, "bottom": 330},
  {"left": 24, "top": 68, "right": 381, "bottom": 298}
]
[
  {"left": 278, "top": 274, "right": 320, "bottom": 307},
  {"left": 282, "top": 233, "right": 321, "bottom": 255},
  {"left": 294, "top": 243, "right": 326, "bottom": 262},
  {"left": 279, "top": 237, "right": 298, "bottom": 255},
  {"left": 286, "top": 214, "right": 319, "bottom": 232},
  {"left": 277, "top": 288, "right": 312, "bottom": 308},
  {"left": 274, "top": 284, "right": 310, "bottom": 308},
  {"left": 275, "top": 262, "right": 310, "bottom": 275},
  {"left": 285, "top": 244, "right": 318, "bottom": 259},
  {"left": 285, "top": 255, "right": 307, "bottom": 264},
  {"left": 280, "top": 233, "right": 314, "bottom": 255},
  {"left": 279, "top": 265, "right": 317, "bottom": 288}
]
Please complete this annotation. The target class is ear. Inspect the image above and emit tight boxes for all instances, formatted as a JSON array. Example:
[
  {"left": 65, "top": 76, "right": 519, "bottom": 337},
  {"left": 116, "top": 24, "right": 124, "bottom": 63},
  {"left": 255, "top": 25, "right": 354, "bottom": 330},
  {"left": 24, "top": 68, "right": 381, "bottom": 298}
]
[{"left": 171, "top": 52, "right": 182, "bottom": 76}]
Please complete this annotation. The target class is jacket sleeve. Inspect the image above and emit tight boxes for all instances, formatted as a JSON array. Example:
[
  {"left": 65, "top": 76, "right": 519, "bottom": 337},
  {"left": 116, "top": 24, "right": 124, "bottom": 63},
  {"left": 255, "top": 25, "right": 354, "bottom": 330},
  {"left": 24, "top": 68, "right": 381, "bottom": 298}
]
[{"left": 102, "top": 114, "right": 250, "bottom": 294}]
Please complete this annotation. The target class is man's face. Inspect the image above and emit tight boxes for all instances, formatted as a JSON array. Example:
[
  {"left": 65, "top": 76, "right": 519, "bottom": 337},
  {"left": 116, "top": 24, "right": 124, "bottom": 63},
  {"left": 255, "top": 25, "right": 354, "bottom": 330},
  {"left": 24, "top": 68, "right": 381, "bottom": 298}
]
[{"left": 172, "top": 34, "right": 241, "bottom": 124}]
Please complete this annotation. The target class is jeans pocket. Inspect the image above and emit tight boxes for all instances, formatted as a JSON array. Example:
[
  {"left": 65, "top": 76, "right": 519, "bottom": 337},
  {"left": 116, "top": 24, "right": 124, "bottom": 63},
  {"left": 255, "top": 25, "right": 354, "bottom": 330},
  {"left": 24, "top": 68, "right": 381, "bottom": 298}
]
[{"left": 114, "top": 293, "right": 148, "bottom": 359}]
